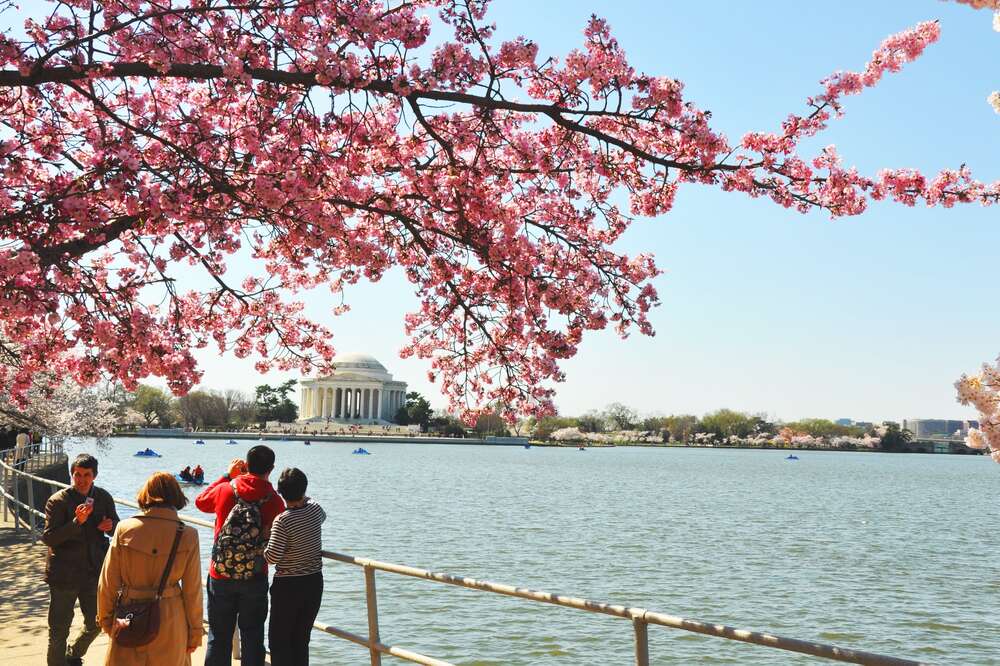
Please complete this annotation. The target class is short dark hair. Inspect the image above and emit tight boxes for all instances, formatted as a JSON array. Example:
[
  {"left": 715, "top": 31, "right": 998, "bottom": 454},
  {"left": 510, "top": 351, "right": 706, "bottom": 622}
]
[
  {"left": 276, "top": 467, "right": 307, "bottom": 502},
  {"left": 71, "top": 454, "right": 98, "bottom": 476},
  {"left": 246, "top": 445, "right": 275, "bottom": 475}
]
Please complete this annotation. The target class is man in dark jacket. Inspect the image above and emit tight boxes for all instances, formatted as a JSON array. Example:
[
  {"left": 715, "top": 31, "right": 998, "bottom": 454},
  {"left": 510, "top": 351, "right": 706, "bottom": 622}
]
[
  {"left": 196, "top": 445, "right": 284, "bottom": 666},
  {"left": 42, "top": 453, "right": 119, "bottom": 666}
]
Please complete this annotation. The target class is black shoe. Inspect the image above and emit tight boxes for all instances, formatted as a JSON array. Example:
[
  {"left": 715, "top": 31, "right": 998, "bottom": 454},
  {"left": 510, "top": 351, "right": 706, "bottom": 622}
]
[{"left": 66, "top": 658, "right": 83, "bottom": 666}]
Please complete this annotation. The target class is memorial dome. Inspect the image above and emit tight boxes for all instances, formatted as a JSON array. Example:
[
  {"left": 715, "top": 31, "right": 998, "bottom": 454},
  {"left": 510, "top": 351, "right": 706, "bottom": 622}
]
[{"left": 332, "top": 353, "right": 387, "bottom": 372}]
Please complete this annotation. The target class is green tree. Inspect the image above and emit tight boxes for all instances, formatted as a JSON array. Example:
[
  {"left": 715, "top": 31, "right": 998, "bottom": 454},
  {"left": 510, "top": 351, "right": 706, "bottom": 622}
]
[
  {"left": 474, "top": 411, "right": 509, "bottom": 437},
  {"left": 662, "top": 414, "right": 699, "bottom": 443},
  {"left": 255, "top": 380, "right": 298, "bottom": 424},
  {"left": 577, "top": 411, "right": 605, "bottom": 433},
  {"left": 603, "top": 403, "right": 638, "bottom": 430},
  {"left": 428, "top": 411, "right": 467, "bottom": 437},
  {"left": 784, "top": 418, "right": 863, "bottom": 438},
  {"left": 529, "top": 416, "right": 578, "bottom": 440},
  {"left": 396, "top": 391, "right": 432, "bottom": 430},
  {"left": 699, "top": 409, "right": 756, "bottom": 439},
  {"left": 879, "top": 421, "right": 913, "bottom": 452},
  {"left": 130, "top": 384, "right": 174, "bottom": 426}
]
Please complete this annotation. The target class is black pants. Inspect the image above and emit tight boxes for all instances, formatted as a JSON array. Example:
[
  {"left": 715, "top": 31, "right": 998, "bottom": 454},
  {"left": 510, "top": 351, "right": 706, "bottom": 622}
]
[
  {"left": 268, "top": 572, "right": 323, "bottom": 666},
  {"left": 47, "top": 579, "right": 100, "bottom": 666}
]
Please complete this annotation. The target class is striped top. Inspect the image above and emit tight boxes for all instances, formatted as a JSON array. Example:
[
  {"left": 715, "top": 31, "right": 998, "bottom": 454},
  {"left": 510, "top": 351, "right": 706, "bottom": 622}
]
[{"left": 263, "top": 499, "right": 327, "bottom": 577}]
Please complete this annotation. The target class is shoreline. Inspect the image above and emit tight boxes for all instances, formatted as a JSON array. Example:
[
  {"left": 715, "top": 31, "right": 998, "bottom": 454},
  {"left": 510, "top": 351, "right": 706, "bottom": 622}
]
[{"left": 111, "top": 431, "right": 982, "bottom": 455}]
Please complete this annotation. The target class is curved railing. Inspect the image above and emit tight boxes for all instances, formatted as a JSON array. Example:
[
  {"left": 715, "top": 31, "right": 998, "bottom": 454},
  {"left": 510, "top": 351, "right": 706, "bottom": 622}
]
[{"left": 0, "top": 442, "right": 929, "bottom": 666}]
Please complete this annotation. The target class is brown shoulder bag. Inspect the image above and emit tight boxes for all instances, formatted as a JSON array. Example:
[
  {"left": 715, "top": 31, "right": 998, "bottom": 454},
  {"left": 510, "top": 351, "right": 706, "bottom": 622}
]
[{"left": 113, "top": 521, "right": 185, "bottom": 648}]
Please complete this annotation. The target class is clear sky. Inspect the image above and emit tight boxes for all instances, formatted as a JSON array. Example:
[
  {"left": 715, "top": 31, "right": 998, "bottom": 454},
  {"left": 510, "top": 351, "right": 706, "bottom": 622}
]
[{"left": 13, "top": 1, "right": 1000, "bottom": 422}]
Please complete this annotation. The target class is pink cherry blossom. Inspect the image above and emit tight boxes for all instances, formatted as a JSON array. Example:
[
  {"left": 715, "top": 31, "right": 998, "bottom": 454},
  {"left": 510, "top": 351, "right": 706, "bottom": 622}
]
[{"left": 0, "top": 1, "right": 997, "bottom": 423}]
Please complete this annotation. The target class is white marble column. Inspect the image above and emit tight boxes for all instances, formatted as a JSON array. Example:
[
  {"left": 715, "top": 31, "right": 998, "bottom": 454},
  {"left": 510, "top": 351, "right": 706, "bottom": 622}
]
[
  {"left": 311, "top": 387, "right": 320, "bottom": 419},
  {"left": 365, "top": 389, "right": 372, "bottom": 419},
  {"left": 374, "top": 389, "right": 380, "bottom": 420}
]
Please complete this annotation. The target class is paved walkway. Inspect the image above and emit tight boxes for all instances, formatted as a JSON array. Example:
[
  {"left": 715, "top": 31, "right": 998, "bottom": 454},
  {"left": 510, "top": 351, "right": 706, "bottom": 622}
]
[{"left": 0, "top": 511, "right": 210, "bottom": 665}]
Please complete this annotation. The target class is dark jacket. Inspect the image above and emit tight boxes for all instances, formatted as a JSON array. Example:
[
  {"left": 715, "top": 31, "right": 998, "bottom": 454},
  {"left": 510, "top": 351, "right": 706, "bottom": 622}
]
[
  {"left": 195, "top": 473, "right": 284, "bottom": 580},
  {"left": 42, "top": 485, "right": 120, "bottom": 585}
]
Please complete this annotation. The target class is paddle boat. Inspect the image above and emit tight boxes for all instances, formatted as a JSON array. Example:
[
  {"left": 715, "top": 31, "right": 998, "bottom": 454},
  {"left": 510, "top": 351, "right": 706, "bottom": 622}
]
[
  {"left": 304, "top": 440, "right": 312, "bottom": 446},
  {"left": 352, "top": 447, "right": 371, "bottom": 455},
  {"left": 523, "top": 444, "right": 531, "bottom": 449},
  {"left": 134, "top": 448, "right": 162, "bottom": 458},
  {"left": 194, "top": 439, "right": 206, "bottom": 445},
  {"left": 578, "top": 447, "right": 586, "bottom": 451},
  {"left": 786, "top": 454, "right": 799, "bottom": 461},
  {"left": 175, "top": 474, "right": 205, "bottom": 486},
  {"left": 225, "top": 439, "right": 238, "bottom": 445}
]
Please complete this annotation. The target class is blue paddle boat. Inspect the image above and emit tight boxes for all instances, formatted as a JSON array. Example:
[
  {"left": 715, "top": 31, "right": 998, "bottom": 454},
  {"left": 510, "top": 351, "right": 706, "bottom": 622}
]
[
  {"left": 194, "top": 439, "right": 206, "bottom": 445},
  {"left": 225, "top": 439, "right": 238, "bottom": 445},
  {"left": 786, "top": 454, "right": 799, "bottom": 461},
  {"left": 352, "top": 448, "right": 371, "bottom": 455},
  {"left": 523, "top": 444, "right": 531, "bottom": 449},
  {"left": 134, "top": 448, "right": 162, "bottom": 458},
  {"left": 175, "top": 474, "right": 205, "bottom": 486},
  {"left": 304, "top": 440, "right": 312, "bottom": 446}
]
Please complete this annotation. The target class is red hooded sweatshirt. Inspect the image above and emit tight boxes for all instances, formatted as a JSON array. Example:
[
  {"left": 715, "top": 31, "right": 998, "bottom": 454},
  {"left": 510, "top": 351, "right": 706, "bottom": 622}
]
[{"left": 195, "top": 473, "right": 286, "bottom": 580}]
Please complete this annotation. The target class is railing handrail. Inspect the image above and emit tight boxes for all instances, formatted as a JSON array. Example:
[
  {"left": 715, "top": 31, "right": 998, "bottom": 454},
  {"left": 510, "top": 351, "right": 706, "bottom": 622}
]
[{"left": 0, "top": 444, "right": 929, "bottom": 666}]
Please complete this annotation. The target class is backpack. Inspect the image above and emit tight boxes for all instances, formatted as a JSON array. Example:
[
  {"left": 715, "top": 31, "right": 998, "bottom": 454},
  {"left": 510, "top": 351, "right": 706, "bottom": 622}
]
[{"left": 211, "top": 481, "right": 271, "bottom": 580}]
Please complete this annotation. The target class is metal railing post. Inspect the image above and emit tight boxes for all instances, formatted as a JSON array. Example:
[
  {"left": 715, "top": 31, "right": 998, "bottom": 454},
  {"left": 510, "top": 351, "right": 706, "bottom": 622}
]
[
  {"left": 26, "top": 477, "right": 36, "bottom": 543},
  {"left": 364, "top": 565, "right": 382, "bottom": 666},
  {"left": 633, "top": 617, "right": 649, "bottom": 666},
  {"left": 11, "top": 469, "right": 21, "bottom": 531},
  {"left": 2, "top": 460, "right": 7, "bottom": 523}
]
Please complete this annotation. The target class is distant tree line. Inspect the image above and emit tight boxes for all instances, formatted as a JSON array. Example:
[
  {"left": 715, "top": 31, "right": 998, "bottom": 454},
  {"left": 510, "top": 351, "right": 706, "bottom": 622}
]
[
  {"left": 122, "top": 380, "right": 298, "bottom": 430},
  {"left": 522, "top": 404, "right": 919, "bottom": 450}
]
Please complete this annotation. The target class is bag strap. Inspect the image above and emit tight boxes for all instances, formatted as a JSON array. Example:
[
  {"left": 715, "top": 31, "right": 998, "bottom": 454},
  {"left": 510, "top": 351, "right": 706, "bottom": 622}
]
[{"left": 155, "top": 522, "right": 185, "bottom": 600}]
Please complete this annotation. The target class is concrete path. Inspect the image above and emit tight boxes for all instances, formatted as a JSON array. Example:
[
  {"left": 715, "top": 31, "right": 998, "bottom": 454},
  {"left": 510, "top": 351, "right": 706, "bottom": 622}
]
[{"left": 0, "top": 511, "right": 210, "bottom": 665}]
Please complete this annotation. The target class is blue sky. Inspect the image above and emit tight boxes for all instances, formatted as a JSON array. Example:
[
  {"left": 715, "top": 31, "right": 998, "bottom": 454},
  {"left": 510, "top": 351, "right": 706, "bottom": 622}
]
[{"left": 12, "top": 1, "right": 1000, "bottom": 421}]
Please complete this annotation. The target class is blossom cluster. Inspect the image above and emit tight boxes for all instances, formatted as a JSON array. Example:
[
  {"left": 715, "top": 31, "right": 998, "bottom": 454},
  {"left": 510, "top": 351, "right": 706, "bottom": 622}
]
[
  {"left": 0, "top": 0, "right": 997, "bottom": 422},
  {"left": 955, "top": 360, "right": 1000, "bottom": 463}
]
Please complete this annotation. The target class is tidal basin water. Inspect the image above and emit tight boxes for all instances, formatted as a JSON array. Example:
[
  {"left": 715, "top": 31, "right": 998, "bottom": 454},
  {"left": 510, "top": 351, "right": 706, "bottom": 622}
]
[{"left": 68, "top": 438, "right": 1000, "bottom": 664}]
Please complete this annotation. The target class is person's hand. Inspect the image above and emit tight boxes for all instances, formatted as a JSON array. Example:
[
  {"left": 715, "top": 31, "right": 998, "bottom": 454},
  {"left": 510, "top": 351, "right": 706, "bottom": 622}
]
[
  {"left": 74, "top": 502, "right": 93, "bottom": 524},
  {"left": 97, "top": 517, "right": 113, "bottom": 533},
  {"left": 227, "top": 459, "right": 247, "bottom": 478}
]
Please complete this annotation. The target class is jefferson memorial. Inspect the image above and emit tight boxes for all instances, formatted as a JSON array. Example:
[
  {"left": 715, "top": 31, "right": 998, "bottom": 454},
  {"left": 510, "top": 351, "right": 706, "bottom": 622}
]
[{"left": 298, "top": 353, "right": 408, "bottom": 423}]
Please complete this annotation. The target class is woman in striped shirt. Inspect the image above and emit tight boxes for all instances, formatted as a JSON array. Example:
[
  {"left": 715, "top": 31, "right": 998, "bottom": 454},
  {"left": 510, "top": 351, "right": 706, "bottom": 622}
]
[{"left": 264, "top": 467, "right": 327, "bottom": 666}]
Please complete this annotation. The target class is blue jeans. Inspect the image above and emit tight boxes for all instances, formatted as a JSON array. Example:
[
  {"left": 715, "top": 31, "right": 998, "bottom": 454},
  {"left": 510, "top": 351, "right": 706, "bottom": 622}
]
[{"left": 205, "top": 575, "right": 269, "bottom": 666}]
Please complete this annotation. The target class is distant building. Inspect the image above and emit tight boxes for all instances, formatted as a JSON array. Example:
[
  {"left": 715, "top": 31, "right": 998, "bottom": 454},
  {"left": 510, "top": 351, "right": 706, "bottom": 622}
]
[
  {"left": 835, "top": 419, "right": 874, "bottom": 431},
  {"left": 902, "top": 419, "right": 978, "bottom": 439},
  {"left": 299, "top": 353, "right": 408, "bottom": 423}
]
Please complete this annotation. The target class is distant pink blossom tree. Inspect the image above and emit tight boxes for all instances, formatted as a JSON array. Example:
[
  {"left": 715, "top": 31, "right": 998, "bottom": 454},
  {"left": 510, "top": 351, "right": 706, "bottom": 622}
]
[{"left": 1, "top": 0, "right": 998, "bottom": 421}]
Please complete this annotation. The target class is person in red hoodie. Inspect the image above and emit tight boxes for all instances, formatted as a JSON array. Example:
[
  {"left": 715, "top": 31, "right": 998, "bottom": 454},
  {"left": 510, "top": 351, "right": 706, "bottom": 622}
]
[{"left": 195, "top": 445, "right": 285, "bottom": 666}]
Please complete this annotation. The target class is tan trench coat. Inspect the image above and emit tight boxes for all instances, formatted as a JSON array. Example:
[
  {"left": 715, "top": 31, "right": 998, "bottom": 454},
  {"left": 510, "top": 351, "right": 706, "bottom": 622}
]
[{"left": 97, "top": 507, "right": 204, "bottom": 666}]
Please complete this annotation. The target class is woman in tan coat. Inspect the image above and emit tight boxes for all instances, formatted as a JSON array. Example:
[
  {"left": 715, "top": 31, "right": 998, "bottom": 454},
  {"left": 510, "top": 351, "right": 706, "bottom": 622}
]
[{"left": 98, "top": 472, "right": 204, "bottom": 665}]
